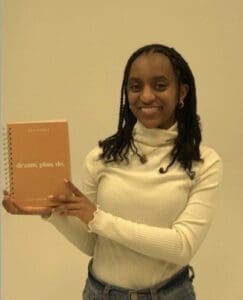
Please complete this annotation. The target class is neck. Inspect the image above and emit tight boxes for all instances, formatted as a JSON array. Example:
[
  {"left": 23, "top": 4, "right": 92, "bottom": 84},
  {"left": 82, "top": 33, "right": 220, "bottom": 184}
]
[{"left": 133, "top": 121, "right": 178, "bottom": 147}]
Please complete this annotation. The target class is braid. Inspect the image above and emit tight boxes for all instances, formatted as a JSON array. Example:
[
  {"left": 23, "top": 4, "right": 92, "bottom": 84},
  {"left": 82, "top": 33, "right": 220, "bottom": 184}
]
[
  {"left": 166, "top": 47, "right": 202, "bottom": 172},
  {"left": 99, "top": 44, "right": 202, "bottom": 178}
]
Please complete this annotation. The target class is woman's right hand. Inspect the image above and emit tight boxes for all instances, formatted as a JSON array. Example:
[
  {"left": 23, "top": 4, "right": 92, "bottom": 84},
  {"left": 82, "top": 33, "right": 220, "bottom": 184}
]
[{"left": 2, "top": 190, "right": 53, "bottom": 217}]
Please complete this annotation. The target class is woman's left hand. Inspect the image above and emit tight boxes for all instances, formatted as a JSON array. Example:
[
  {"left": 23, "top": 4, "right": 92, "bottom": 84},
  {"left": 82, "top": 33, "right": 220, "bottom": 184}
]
[{"left": 49, "top": 179, "right": 97, "bottom": 225}]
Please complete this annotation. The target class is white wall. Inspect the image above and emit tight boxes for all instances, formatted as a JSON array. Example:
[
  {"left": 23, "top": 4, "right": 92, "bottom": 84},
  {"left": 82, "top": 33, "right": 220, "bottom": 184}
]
[{"left": 2, "top": 1, "right": 243, "bottom": 299}]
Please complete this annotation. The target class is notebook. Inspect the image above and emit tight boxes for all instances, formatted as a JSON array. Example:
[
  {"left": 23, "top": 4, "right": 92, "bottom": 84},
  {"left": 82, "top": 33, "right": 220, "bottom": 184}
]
[{"left": 4, "top": 120, "right": 72, "bottom": 207}]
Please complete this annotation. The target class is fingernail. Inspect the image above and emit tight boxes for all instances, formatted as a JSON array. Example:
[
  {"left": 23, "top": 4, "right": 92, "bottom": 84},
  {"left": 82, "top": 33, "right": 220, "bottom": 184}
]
[
  {"left": 64, "top": 178, "right": 69, "bottom": 183},
  {"left": 48, "top": 195, "right": 54, "bottom": 199}
]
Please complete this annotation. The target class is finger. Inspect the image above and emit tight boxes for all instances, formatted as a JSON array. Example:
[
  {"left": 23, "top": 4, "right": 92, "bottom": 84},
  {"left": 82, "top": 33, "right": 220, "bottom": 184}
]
[
  {"left": 48, "top": 194, "right": 81, "bottom": 203},
  {"left": 53, "top": 203, "right": 83, "bottom": 212},
  {"left": 2, "top": 192, "right": 16, "bottom": 207},
  {"left": 3, "top": 190, "right": 10, "bottom": 196},
  {"left": 2, "top": 194, "right": 22, "bottom": 213},
  {"left": 48, "top": 194, "right": 67, "bottom": 202},
  {"left": 2, "top": 199, "right": 19, "bottom": 214},
  {"left": 57, "top": 209, "right": 81, "bottom": 218},
  {"left": 2, "top": 198, "right": 29, "bottom": 215},
  {"left": 14, "top": 201, "right": 52, "bottom": 215},
  {"left": 64, "top": 179, "right": 84, "bottom": 197},
  {"left": 2, "top": 195, "right": 52, "bottom": 215},
  {"left": 3, "top": 194, "right": 11, "bottom": 202},
  {"left": 24, "top": 207, "right": 52, "bottom": 215},
  {"left": 57, "top": 195, "right": 68, "bottom": 202}
]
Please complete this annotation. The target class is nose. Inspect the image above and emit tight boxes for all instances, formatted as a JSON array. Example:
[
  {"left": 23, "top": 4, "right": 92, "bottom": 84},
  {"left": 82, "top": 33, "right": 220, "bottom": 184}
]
[{"left": 140, "top": 85, "right": 156, "bottom": 103}]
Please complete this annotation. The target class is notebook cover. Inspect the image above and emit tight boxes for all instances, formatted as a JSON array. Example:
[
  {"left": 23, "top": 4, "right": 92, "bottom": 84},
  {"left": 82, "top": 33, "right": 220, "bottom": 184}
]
[{"left": 6, "top": 120, "right": 72, "bottom": 207}]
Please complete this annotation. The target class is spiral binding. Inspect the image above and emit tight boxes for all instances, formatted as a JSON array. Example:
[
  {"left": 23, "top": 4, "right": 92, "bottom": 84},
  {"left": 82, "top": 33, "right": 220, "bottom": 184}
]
[{"left": 3, "top": 126, "right": 14, "bottom": 195}]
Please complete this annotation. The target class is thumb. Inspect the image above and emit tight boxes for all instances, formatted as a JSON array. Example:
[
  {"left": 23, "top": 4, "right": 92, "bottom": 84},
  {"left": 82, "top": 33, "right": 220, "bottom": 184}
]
[{"left": 64, "top": 179, "right": 84, "bottom": 197}]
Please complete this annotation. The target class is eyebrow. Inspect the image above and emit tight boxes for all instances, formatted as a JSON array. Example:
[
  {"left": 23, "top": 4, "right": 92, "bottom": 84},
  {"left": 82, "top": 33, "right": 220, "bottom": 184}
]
[{"left": 128, "top": 76, "right": 169, "bottom": 82}]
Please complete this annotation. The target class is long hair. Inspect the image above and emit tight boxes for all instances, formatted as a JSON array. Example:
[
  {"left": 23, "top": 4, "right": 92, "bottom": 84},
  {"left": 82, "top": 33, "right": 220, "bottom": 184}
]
[{"left": 99, "top": 44, "right": 202, "bottom": 178}]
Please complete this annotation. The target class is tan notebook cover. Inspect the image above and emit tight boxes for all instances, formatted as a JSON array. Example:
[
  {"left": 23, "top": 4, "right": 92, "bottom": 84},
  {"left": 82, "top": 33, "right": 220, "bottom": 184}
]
[{"left": 5, "top": 120, "right": 72, "bottom": 207}]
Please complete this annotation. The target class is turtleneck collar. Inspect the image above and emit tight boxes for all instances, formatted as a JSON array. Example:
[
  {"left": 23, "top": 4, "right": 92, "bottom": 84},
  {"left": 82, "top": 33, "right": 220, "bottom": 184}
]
[{"left": 133, "top": 121, "right": 178, "bottom": 147}]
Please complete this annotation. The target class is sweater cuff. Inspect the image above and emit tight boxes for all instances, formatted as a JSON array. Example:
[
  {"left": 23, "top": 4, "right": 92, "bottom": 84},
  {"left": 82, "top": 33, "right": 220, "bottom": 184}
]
[
  {"left": 41, "top": 210, "right": 57, "bottom": 222},
  {"left": 41, "top": 209, "right": 54, "bottom": 220},
  {"left": 87, "top": 204, "right": 102, "bottom": 233}
]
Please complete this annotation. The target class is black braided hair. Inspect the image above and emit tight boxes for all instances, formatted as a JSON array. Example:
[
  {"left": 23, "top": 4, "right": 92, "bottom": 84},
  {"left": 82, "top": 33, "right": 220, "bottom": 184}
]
[{"left": 98, "top": 44, "right": 202, "bottom": 177}]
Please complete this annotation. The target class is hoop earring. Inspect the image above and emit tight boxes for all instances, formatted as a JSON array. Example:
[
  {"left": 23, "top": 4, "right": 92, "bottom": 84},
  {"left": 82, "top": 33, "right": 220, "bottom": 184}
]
[{"left": 178, "top": 101, "right": 184, "bottom": 109}]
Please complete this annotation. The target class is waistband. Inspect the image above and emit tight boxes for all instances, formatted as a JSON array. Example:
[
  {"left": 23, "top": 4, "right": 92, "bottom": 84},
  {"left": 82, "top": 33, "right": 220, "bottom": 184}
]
[{"left": 87, "top": 259, "right": 195, "bottom": 298}]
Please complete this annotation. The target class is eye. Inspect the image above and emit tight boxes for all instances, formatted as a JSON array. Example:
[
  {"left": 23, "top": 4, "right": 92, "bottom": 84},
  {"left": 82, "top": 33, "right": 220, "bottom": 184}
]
[
  {"left": 155, "top": 82, "right": 166, "bottom": 90},
  {"left": 127, "top": 83, "right": 141, "bottom": 92}
]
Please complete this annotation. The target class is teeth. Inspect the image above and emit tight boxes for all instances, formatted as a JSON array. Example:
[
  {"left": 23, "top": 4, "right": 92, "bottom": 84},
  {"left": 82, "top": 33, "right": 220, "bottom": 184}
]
[
  {"left": 140, "top": 106, "right": 161, "bottom": 108},
  {"left": 140, "top": 107, "right": 161, "bottom": 111}
]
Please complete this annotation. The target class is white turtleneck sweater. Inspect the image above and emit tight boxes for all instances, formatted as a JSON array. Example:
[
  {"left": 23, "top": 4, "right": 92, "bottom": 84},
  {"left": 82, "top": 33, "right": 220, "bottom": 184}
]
[{"left": 45, "top": 121, "right": 223, "bottom": 289}]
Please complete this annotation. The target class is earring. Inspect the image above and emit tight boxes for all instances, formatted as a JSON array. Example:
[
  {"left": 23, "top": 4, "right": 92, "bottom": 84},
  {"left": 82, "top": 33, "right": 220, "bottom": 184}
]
[{"left": 178, "top": 101, "right": 184, "bottom": 109}]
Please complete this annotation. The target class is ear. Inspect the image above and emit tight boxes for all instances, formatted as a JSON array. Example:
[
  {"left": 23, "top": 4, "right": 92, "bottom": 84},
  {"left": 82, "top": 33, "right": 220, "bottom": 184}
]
[{"left": 179, "top": 84, "right": 189, "bottom": 103}]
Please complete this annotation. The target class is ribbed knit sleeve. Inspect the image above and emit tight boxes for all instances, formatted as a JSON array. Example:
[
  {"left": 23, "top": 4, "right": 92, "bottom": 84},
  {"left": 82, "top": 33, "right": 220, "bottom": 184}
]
[
  {"left": 42, "top": 150, "right": 99, "bottom": 257},
  {"left": 87, "top": 150, "right": 223, "bottom": 265},
  {"left": 44, "top": 214, "right": 96, "bottom": 256}
]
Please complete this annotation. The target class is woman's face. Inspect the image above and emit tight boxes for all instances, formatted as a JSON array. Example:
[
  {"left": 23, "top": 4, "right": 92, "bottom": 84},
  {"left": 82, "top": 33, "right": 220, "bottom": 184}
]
[{"left": 127, "top": 52, "right": 188, "bottom": 129}]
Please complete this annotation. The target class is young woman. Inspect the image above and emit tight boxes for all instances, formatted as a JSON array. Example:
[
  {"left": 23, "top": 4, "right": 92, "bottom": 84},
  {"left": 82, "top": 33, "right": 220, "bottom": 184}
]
[{"left": 3, "top": 44, "right": 223, "bottom": 299}]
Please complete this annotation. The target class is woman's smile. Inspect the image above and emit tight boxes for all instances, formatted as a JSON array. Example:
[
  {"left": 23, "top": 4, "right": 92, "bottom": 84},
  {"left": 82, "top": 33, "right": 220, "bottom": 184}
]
[{"left": 138, "top": 106, "right": 163, "bottom": 117}]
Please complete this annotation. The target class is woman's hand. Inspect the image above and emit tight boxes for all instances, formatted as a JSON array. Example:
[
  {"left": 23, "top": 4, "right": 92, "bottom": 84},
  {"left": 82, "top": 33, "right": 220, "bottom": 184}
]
[
  {"left": 49, "top": 179, "right": 97, "bottom": 225},
  {"left": 2, "top": 190, "right": 53, "bottom": 217}
]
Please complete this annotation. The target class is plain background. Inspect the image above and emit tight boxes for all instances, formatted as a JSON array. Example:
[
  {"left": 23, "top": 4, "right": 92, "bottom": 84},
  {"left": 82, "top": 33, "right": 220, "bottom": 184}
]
[{"left": 1, "top": 1, "right": 243, "bottom": 299}]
